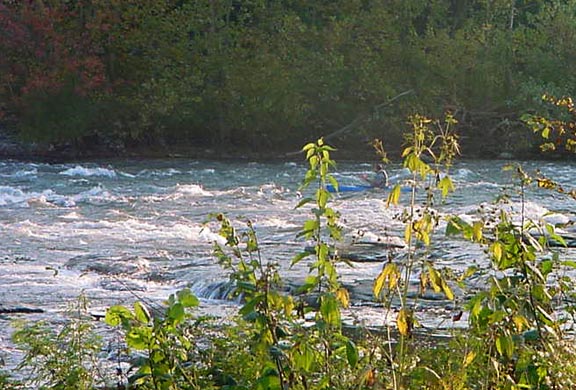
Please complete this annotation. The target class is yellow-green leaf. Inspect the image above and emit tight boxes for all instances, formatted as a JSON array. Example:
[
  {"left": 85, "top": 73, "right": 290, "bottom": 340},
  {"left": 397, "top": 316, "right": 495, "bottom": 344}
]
[
  {"left": 404, "top": 223, "right": 412, "bottom": 244},
  {"left": 397, "top": 308, "right": 411, "bottom": 336},
  {"left": 472, "top": 221, "right": 483, "bottom": 242},
  {"left": 492, "top": 242, "right": 503, "bottom": 262},
  {"left": 134, "top": 301, "right": 151, "bottom": 324},
  {"left": 441, "top": 279, "right": 454, "bottom": 300},
  {"left": 463, "top": 351, "right": 476, "bottom": 367},
  {"left": 336, "top": 287, "right": 350, "bottom": 308},
  {"left": 374, "top": 269, "right": 386, "bottom": 298},
  {"left": 437, "top": 176, "right": 454, "bottom": 198},
  {"left": 374, "top": 263, "right": 400, "bottom": 298},
  {"left": 386, "top": 184, "right": 402, "bottom": 207},
  {"left": 512, "top": 315, "right": 529, "bottom": 332},
  {"left": 427, "top": 265, "right": 442, "bottom": 293}
]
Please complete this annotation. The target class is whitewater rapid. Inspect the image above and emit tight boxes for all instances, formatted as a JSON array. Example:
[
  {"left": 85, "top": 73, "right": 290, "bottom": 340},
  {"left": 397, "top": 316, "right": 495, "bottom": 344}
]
[{"left": 0, "top": 158, "right": 575, "bottom": 371}]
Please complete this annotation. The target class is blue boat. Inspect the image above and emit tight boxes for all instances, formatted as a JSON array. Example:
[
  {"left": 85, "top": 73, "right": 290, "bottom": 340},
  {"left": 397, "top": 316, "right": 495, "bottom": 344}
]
[{"left": 326, "top": 184, "right": 372, "bottom": 193}]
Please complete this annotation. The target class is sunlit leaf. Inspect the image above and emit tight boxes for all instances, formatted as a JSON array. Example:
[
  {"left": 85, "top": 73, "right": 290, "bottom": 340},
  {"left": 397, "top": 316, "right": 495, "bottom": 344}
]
[
  {"left": 427, "top": 265, "right": 442, "bottom": 293},
  {"left": 373, "top": 263, "right": 400, "bottom": 298},
  {"left": 386, "top": 184, "right": 401, "bottom": 207},
  {"left": 303, "top": 142, "right": 315, "bottom": 152},
  {"left": 177, "top": 288, "right": 199, "bottom": 308},
  {"left": 134, "top": 301, "right": 151, "bottom": 324},
  {"left": 105, "top": 305, "right": 134, "bottom": 327},
  {"left": 458, "top": 266, "right": 478, "bottom": 282},
  {"left": 336, "top": 287, "right": 350, "bottom": 308},
  {"left": 320, "top": 295, "right": 341, "bottom": 327},
  {"left": 167, "top": 302, "right": 185, "bottom": 324},
  {"left": 492, "top": 242, "right": 503, "bottom": 262},
  {"left": 562, "top": 260, "right": 576, "bottom": 269},
  {"left": 316, "top": 188, "right": 329, "bottom": 208},
  {"left": 441, "top": 279, "right": 454, "bottom": 300},
  {"left": 437, "top": 176, "right": 454, "bottom": 198},
  {"left": 513, "top": 315, "right": 529, "bottom": 332},
  {"left": 396, "top": 308, "right": 412, "bottom": 337},
  {"left": 404, "top": 223, "right": 412, "bottom": 244},
  {"left": 472, "top": 221, "right": 483, "bottom": 242},
  {"left": 126, "top": 327, "right": 151, "bottom": 350},
  {"left": 463, "top": 351, "right": 476, "bottom": 367}
]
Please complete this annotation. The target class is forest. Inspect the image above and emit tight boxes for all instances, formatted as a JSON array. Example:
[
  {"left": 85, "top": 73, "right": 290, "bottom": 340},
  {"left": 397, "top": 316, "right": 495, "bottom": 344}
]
[{"left": 1, "top": 0, "right": 576, "bottom": 158}]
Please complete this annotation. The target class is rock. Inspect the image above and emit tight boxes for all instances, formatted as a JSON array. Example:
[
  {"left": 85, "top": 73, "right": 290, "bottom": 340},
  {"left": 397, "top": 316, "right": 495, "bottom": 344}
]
[{"left": 0, "top": 306, "right": 44, "bottom": 314}]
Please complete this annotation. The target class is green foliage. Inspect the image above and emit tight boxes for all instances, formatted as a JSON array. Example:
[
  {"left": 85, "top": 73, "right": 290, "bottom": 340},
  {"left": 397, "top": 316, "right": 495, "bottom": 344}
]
[
  {"left": 208, "top": 138, "right": 361, "bottom": 389},
  {"left": 522, "top": 94, "right": 576, "bottom": 155},
  {"left": 2, "top": 1, "right": 576, "bottom": 155},
  {"left": 12, "top": 294, "right": 105, "bottom": 390},
  {"left": 446, "top": 162, "right": 576, "bottom": 388},
  {"left": 294, "top": 138, "right": 342, "bottom": 293},
  {"left": 371, "top": 113, "right": 461, "bottom": 388},
  {"left": 105, "top": 289, "right": 205, "bottom": 389}
]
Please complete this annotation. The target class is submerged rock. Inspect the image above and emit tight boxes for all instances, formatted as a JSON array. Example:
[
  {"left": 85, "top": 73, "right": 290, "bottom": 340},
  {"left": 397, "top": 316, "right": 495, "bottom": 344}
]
[{"left": 65, "top": 254, "right": 151, "bottom": 276}]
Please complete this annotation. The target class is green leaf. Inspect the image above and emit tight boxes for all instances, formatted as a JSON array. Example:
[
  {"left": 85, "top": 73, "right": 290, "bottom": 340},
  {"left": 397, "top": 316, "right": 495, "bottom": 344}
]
[
  {"left": 320, "top": 294, "right": 341, "bottom": 327},
  {"left": 105, "top": 305, "right": 134, "bottom": 327},
  {"left": 545, "top": 223, "right": 567, "bottom": 247},
  {"left": 346, "top": 339, "right": 359, "bottom": 368},
  {"left": 295, "top": 344, "right": 315, "bottom": 372},
  {"left": 167, "top": 302, "right": 185, "bottom": 324},
  {"left": 316, "top": 188, "right": 329, "bottom": 208},
  {"left": 437, "top": 176, "right": 454, "bottom": 198},
  {"left": 295, "top": 197, "right": 313, "bottom": 209},
  {"left": 133, "top": 302, "right": 151, "bottom": 324},
  {"left": 126, "top": 327, "right": 151, "bottom": 350},
  {"left": 298, "top": 219, "right": 319, "bottom": 238},
  {"left": 562, "top": 260, "right": 576, "bottom": 269},
  {"left": 495, "top": 334, "right": 514, "bottom": 359},
  {"left": 239, "top": 295, "right": 263, "bottom": 319},
  {"left": 472, "top": 221, "right": 483, "bottom": 242},
  {"left": 386, "top": 184, "right": 402, "bottom": 207},
  {"left": 328, "top": 176, "right": 339, "bottom": 190},
  {"left": 291, "top": 251, "right": 310, "bottom": 267},
  {"left": 177, "top": 288, "right": 199, "bottom": 308}
]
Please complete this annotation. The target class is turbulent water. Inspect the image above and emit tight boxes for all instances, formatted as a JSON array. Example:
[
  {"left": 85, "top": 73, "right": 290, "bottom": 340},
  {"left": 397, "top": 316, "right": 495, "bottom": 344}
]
[{"left": 1, "top": 157, "right": 575, "bottom": 370}]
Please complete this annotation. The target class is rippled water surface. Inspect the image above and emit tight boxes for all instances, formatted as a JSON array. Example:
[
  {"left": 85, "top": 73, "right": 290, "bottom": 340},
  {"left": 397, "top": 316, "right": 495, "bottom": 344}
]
[{"left": 1, "top": 157, "right": 575, "bottom": 368}]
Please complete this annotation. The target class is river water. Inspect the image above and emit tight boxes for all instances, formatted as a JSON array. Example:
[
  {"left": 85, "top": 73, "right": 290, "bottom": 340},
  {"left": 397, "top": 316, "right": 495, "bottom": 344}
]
[{"left": 1, "top": 157, "right": 575, "bottom": 371}]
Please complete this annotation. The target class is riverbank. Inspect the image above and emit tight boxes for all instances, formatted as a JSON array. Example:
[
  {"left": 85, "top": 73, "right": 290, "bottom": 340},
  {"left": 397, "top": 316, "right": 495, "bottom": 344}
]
[{"left": 0, "top": 127, "right": 557, "bottom": 163}]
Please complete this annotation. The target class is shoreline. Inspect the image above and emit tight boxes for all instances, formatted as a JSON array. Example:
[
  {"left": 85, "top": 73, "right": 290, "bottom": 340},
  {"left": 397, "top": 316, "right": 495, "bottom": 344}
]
[{"left": 0, "top": 126, "right": 570, "bottom": 163}]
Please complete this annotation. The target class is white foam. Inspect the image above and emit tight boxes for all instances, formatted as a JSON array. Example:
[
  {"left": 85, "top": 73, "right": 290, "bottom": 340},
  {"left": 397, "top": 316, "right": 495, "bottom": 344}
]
[
  {"left": 0, "top": 168, "right": 38, "bottom": 178},
  {"left": 137, "top": 168, "right": 181, "bottom": 177},
  {"left": 0, "top": 186, "right": 29, "bottom": 206},
  {"left": 172, "top": 184, "right": 213, "bottom": 197},
  {"left": 59, "top": 212, "right": 82, "bottom": 220},
  {"left": 9, "top": 218, "right": 226, "bottom": 245},
  {"left": 72, "top": 186, "right": 118, "bottom": 205},
  {"left": 59, "top": 165, "right": 117, "bottom": 178}
]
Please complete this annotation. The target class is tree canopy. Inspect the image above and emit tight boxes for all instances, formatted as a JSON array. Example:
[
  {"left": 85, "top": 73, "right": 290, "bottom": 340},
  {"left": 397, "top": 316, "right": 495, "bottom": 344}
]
[{"left": 1, "top": 0, "right": 575, "bottom": 157}]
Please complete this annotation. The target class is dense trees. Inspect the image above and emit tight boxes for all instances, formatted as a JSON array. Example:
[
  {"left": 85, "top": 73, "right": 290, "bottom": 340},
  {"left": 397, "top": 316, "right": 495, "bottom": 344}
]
[{"left": 1, "top": 0, "right": 575, "bottom": 157}]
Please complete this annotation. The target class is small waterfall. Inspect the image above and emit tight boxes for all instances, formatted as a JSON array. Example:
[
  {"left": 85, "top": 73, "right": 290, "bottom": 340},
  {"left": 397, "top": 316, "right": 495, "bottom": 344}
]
[{"left": 190, "top": 279, "right": 242, "bottom": 302}]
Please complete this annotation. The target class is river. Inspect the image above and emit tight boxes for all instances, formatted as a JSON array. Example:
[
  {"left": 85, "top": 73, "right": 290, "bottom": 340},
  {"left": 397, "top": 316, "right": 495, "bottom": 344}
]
[{"left": 1, "top": 157, "right": 575, "bottom": 372}]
